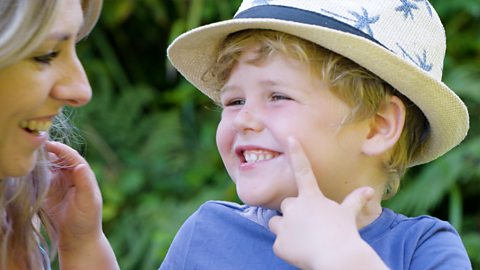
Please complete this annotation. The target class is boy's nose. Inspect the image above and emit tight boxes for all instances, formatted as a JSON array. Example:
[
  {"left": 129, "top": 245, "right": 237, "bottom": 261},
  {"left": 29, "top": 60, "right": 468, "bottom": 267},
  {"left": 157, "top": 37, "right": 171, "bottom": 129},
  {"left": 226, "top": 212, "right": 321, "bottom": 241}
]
[
  {"left": 49, "top": 54, "right": 92, "bottom": 107},
  {"left": 233, "top": 107, "right": 264, "bottom": 133}
]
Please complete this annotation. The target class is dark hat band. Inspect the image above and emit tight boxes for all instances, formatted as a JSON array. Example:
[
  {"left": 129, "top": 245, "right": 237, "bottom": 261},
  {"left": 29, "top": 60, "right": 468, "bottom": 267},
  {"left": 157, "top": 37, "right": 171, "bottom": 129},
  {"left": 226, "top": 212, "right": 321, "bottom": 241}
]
[
  {"left": 234, "top": 5, "right": 384, "bottom": 48},
  {"left": 236, "top": 4, "right": 430, "bottom": 144}
]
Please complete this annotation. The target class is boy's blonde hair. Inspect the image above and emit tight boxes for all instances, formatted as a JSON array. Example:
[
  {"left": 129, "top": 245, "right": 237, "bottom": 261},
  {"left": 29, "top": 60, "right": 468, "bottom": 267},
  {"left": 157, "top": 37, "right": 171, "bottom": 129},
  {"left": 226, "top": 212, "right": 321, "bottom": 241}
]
[{"left": 205, "top": 30, "right": 429, "bottom": 198}]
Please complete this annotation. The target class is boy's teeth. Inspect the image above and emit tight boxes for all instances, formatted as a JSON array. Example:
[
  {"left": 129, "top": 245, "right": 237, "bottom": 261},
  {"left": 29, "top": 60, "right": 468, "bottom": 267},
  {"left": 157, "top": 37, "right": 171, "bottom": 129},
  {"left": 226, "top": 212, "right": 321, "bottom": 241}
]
[
  {"left": 244, "top": 150, "right": 276, "bottom": 163},
  {"left": 19, "top": 120, "right": 52, "bottom": 132}
]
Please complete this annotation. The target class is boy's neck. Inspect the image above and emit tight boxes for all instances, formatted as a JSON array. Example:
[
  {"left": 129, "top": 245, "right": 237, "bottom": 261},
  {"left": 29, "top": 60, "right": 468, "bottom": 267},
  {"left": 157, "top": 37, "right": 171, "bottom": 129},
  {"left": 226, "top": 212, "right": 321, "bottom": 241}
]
[{"left": 356, "top": 196, "right": 383, "bottom": 229}]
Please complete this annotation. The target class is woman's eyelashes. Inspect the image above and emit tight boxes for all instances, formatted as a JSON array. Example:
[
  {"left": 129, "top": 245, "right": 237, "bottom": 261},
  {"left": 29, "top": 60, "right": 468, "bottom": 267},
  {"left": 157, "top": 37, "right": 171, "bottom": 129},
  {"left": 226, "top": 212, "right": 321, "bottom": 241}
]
[{"left": 33, "top": 50, "right": 60, "bottom": 65}]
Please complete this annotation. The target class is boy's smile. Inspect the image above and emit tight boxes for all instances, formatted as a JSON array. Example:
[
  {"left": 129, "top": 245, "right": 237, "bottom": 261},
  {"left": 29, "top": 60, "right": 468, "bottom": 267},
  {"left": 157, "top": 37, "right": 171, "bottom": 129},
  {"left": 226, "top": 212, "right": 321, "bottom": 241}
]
[
  {"left": 236, "top": 146, "right": 281, "bottom": 166},
  {"left": 216, "top": 48, "right": 373, "bottom": 210}
]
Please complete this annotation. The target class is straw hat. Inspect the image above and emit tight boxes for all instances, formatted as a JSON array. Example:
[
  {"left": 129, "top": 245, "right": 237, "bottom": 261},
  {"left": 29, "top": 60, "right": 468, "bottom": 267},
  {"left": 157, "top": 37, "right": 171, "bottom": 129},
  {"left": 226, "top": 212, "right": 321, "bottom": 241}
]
[{"left": 167, "top": 0, "right": 469, "bottom": 166}]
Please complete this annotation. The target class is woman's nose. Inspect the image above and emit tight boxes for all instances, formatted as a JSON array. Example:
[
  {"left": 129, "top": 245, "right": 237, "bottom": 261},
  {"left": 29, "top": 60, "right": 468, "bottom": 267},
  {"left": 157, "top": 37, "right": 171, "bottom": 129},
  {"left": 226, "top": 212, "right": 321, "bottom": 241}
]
[
  {"left": 233, "top": 105, "right": 264, "bottom": 133},
  {"left": 50, "top": 52, "right": 92, "bottom": 107}
]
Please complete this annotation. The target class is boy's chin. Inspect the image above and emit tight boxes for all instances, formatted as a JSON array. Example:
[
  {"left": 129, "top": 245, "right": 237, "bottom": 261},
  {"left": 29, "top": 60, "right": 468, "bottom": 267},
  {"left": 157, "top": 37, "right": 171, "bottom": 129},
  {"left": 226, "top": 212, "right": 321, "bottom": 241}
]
[{"left": 237, "top": 192, "right": 281, "bottom": 211}]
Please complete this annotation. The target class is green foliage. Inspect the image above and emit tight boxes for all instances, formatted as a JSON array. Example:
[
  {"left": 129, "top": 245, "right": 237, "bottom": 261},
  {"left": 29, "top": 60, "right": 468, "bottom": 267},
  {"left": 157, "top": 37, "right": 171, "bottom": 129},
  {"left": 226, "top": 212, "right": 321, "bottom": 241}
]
[{"left": 63, "top": 0, "right": 480, "bottom": 269}]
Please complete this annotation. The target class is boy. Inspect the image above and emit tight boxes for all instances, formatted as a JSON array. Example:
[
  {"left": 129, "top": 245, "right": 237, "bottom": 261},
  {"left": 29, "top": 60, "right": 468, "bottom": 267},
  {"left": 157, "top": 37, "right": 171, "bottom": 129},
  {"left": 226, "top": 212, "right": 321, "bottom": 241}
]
[{"left": 161, "top": 1, "right": 471, "bottom": 269}]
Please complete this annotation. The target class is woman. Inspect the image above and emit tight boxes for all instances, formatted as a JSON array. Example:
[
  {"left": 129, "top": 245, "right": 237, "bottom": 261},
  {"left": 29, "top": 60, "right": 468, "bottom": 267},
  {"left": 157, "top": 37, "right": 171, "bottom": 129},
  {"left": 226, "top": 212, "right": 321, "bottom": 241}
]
[{"left": 0, "top": 0, "right": 119, "bottom": 269}]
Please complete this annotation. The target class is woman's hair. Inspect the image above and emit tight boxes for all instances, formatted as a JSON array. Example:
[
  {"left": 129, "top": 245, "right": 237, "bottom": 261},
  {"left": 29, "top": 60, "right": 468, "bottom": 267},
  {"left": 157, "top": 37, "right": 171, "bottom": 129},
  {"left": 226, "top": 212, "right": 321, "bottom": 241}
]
[
  {"left": 205, "top": 29, "right": 429, "bottom": 199},
  {"left": 0, "top": 0, "right": 103, "bottom": 68},
  {"left": 0, "top": 0, "right": 102, "bottom": 269}
]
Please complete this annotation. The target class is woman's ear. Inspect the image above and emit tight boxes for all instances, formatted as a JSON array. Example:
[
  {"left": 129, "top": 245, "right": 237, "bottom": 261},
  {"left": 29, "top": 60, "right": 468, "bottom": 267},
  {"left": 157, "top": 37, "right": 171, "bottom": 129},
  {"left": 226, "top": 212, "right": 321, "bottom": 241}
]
[{"left": 362, "top": 95, "right": 406, "bottom": 156}]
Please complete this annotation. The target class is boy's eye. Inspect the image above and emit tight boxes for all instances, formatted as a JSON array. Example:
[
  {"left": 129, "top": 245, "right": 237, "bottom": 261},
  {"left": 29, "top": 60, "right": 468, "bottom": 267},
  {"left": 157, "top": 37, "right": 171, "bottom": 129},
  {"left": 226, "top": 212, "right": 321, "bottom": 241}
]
[
  {"left": 33, "top": 51, "right": 60, "bottom": 65},
  {"left": 224, "top": 98, "right": 245, "bottom": 107},
  {"left": 271, "top": 93, "right": 291, "bottom": 101}
]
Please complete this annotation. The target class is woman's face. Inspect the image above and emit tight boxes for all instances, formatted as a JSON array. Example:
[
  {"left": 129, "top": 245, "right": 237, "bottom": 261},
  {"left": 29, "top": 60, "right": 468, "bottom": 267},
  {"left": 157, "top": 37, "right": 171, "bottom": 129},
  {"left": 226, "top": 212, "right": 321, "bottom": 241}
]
[{"left": 0, "top": 0, "right": 91, "bottom": 178}]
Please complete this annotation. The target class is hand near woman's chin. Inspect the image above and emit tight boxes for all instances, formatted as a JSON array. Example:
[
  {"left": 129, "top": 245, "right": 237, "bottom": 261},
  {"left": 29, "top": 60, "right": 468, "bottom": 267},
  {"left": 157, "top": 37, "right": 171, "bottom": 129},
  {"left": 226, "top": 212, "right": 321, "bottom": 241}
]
[{"left": 42, "top": 141, "right": 103, "bottom": 252}]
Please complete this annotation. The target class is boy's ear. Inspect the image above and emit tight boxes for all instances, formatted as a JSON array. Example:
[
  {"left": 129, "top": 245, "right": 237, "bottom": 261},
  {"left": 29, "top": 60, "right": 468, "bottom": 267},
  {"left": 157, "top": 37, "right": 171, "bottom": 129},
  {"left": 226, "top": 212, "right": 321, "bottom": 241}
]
[{"left": 362, "top": 95, "right": 406, "bottom": 156}]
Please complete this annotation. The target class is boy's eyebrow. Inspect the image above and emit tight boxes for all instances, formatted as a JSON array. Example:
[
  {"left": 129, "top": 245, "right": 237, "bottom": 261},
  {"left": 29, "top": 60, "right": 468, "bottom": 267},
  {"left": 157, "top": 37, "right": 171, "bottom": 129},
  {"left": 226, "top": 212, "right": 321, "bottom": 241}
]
[
  {"left": 220, "top": 84, "right": 236, "bottom": 94},
  {"left": 260, "top": 79, "right": 281, "bottom": 88},
  {"left": 220, "top": 79, "right": 285, "bottom": 94},
  {"left": 47, "top": 32, "right": 72, "bottom": 42}
]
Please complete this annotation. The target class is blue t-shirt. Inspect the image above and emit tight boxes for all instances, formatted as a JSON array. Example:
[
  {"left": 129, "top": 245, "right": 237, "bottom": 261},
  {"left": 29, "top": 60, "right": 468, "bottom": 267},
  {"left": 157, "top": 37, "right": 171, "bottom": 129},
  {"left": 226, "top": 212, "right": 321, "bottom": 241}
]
[{"left": 159, "top": 200, "right": 471, "bottom": 270}]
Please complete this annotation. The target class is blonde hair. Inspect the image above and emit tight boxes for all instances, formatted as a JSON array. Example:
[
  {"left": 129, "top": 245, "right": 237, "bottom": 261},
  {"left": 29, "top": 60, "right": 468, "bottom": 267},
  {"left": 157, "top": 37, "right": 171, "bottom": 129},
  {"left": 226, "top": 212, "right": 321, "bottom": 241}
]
[
  {"left": 205, "top": 30, "right": 429, "bottom": 199},
  {"left": 0, "top": 0, "right": 102, "bottom": 68},
  {"left": 0, "top": 0, "right": 103, "bottom": 269}
]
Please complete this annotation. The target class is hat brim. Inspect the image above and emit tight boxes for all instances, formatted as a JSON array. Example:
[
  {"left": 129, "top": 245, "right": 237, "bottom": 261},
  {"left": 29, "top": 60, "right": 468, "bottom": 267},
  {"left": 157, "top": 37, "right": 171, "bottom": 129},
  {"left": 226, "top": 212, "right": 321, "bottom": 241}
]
[{"left": 167, "top": 18, "right": 469, "bottom": 166}]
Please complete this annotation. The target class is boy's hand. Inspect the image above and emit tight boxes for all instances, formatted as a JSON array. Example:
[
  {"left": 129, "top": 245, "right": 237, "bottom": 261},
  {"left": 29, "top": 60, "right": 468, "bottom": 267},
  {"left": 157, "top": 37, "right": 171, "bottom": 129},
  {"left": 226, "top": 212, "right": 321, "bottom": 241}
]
[
  {"left": 43, "top": 141, "right": 103, "bottom": 251},
  {"left": 268, "top": 137, "right": 386, "bottom": 270}
]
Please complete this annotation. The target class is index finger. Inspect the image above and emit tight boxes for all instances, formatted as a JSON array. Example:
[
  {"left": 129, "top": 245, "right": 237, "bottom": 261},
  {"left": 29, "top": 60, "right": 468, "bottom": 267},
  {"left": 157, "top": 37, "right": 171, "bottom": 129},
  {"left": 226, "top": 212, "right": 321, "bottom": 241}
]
[
  {"left": 45, "top": 141, "right": 86, "bottom": 167},
  {"left": 287, "top": 136, "right": 323, "bottom": 197}
]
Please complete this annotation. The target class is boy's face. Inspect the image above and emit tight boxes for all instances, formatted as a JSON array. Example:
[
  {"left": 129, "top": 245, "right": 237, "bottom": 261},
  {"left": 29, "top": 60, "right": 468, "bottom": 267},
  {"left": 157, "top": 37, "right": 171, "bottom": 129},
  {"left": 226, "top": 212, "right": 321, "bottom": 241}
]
[{"left": 216, "top": 49, "right": 371, "bottom": 210}]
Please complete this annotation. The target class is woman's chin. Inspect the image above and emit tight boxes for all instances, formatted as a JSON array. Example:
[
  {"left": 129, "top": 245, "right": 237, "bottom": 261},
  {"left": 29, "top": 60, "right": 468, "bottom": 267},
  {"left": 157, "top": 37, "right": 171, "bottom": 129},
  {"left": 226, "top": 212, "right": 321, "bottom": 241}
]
[{"left": 3, "top": 154, "right": 38, "bottom": 178}]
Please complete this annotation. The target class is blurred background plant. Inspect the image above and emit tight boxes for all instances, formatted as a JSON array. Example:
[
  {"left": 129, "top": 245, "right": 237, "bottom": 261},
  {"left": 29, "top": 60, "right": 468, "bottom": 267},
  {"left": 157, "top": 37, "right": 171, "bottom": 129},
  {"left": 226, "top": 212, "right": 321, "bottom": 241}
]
[{"left": 56, "top": 0, "right": 480, "bottom": 269}]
